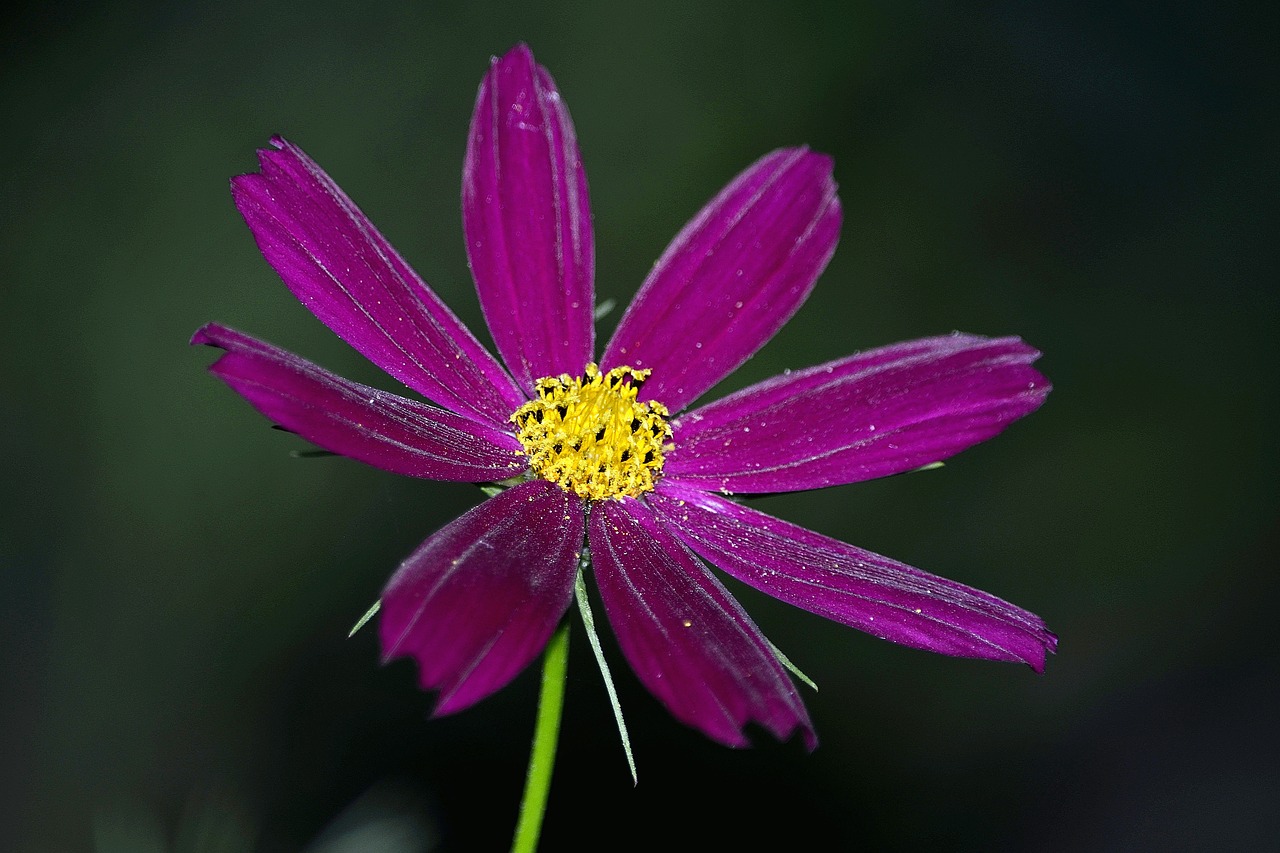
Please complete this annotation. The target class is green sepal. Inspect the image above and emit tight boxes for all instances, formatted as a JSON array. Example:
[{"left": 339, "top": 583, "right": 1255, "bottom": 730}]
[
  {"left": 593, "top": 298, "right": 617, "bottom": 322},
  {"left": 574, "top": 551, "right": 637, "bottom": 785},
  {"left": 479, "top": 473, "right": 533, "bottom": 499},
  {"left": 348, "top": 600, "right": 381, "bottom": 638},
  {"left": 767, "top": 639, "right": 818, "bottom": 692}
]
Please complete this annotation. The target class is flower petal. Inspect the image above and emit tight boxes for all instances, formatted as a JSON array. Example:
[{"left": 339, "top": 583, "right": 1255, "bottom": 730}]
[
  {"left": 379, "top": 479, "right": 583, "bottom": 715},
  {"left": 463, "top": 44, "right": 594, "bottom": 392},
  {"left": 601, "top": 148, "right": 841, "bottom": 412},
  {"left": 233, "top": 136, "right": 526, "bottom": 426},
  {"left": 649, "top": 483, "right": 1057, "bottom": 671},
  {"left": 588, "top": 497, "right": 815, "bottom": 749},
  {"left": 664, "top": 334, "right": 1050, "bottom": 493},
  {"left": 192, "top": 324, "right": 527, "bottom": 482}
]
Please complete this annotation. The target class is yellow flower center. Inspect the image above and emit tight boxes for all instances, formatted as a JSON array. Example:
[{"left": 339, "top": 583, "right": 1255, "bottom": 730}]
[{"left": 511, "top": 363, "right": 672, "bottom": 501}]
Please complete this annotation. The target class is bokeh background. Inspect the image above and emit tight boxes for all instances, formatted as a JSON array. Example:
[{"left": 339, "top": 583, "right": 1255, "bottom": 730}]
[{"left": 4, "top": 1, "right": 1275, "bottom": 850}]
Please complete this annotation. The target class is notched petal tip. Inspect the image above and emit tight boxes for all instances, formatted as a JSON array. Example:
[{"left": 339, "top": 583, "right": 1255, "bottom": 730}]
[
  {"left": 745, "top": 718, "right": 819, "bottom": 753},
  {"left": 189, "top": 323, "right": 218, "bottom": 348},
  {"left": 1028, "top": 629, "right": 1059, "bottom": 674},
  {"left": 495, "top": 41, "right": 535, "bottom": 66},
  {"left": 231, "top": 135, "right": 289, "bottom": 189}
]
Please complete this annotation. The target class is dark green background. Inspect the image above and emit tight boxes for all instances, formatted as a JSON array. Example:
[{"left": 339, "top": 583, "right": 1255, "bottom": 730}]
[{"left": 4, "top": 2, "right": 1275, "bottom": 850}]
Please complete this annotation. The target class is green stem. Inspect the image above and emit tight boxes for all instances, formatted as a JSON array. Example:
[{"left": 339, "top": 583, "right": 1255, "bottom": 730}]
[{"left": 510, "top": 620, "right": 570, "bottom": 853}]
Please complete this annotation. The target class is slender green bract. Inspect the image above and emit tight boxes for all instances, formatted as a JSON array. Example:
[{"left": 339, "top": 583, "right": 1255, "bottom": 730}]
[
  {"left": 510, "top": 620, "right": 570, "bottom": 853},
  {"left": 575, "top": 565, "right": 636, "bottom": 783}
]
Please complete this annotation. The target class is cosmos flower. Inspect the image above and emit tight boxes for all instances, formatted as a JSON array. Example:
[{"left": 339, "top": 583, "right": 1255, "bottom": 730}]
[{"left": 193, "top": 43, "right": 1054, "bottom": 749}]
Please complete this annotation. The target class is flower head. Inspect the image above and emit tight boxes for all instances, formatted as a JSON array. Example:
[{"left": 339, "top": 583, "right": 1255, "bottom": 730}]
[{"left": 194, "top": 44, "right": 1054, "bottom": 750}]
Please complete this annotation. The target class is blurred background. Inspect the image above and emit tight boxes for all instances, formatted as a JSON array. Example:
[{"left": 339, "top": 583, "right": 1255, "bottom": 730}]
[{"left": 3, "top": 1, "right": 1275, "bottom": 850}]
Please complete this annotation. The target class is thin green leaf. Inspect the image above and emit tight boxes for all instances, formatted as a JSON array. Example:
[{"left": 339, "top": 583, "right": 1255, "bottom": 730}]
[
  {"left": 348, "top": 600, "right": 381, "bottom": 638},
  {"left": 768, "top": 639, "right": 818, "bottom": 692},
  {"left": 479, "top": 473, "right": 531, "bottom": 499},
  {"left": 574, "top": 554, "right": 637, "bottom": 785},
  {"left": 593, "top": 298, "right": 617, "bottom": 322}
]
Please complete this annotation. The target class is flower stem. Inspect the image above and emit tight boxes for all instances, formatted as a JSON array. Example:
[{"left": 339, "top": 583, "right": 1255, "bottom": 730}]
[{"left": 510, "top": 619, "right": 570, "bottom": 853}]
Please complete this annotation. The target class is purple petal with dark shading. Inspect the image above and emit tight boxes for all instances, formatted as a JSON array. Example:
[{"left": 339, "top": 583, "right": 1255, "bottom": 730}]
[
  {"left": 193, "top": 323, "right": 527, "bottom": 482},
  {"left": 649, "top": 483, "right": 1057, "bottom": 671},
  {"left": 379, "top": 479, "right": 583, "bottom": 715},
  {"left": 232, "top": 137, "right": 526, "bottom": 426},
  {"left": 588, "top": 497, "right": 815, "bottom": 749},
  {"left": 463, "top": 44, "right": 594, "bottom": 393},
  {"left": 601, "top": 148, "right": 841, "bottom": 412},
  {"left": 665, "top": 334, "right": 1050, "bottom": 493}
]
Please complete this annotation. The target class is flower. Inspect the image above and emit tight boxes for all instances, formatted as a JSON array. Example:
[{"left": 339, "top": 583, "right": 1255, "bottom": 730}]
[{"left": 193, "top": 43, "right": 1055, "bottom": 750}]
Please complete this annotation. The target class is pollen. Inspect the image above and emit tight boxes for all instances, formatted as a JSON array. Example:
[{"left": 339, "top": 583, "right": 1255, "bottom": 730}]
[{"left": 512, "top": 363, "right": 671, "bottom": 501}]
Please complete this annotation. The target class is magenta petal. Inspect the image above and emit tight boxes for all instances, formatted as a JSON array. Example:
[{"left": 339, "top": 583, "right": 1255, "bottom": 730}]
[
  {"left": 649, "top": 483, "right": 1057, "bottom": 671},
  {"left": 233, "top": 137, "right": 526, "bottom": 426},
  {"left": 588, "top": 497, "right": 815, "bottom": 749},
  {"left": 192, "top": 324, "right": 527, "bottom": 482},
  {"left": 379, "top": 479, "right": 583, "bottom": 715},
  {"left": 601, "top": 148, "right": 841, "bottom": 412},
  {"left": 463, "top": 44, "right": 594, "bottom": 392},
  {"left": 665, "top": 334, "right": 1050, "bottom": 493}
]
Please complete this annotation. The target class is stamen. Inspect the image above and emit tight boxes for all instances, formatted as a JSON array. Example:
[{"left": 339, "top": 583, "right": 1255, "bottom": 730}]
[{"left": 511, "top": 363, "right": 672, "bottom": 501}]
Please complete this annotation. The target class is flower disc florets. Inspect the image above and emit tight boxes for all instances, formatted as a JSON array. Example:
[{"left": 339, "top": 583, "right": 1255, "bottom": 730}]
[{"left": 512, "top": 363, "right": 671, "bottom": 500}]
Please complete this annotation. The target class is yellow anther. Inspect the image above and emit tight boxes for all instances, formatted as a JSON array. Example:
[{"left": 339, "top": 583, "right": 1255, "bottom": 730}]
[{"left": 512, "top": 363, "right": 671, "bottom": 500}]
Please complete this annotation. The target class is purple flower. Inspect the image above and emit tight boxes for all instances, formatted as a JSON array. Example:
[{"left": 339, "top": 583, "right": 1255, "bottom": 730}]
[{"left": 193, "top": 44, "right": 1055, "bottom": 750}]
